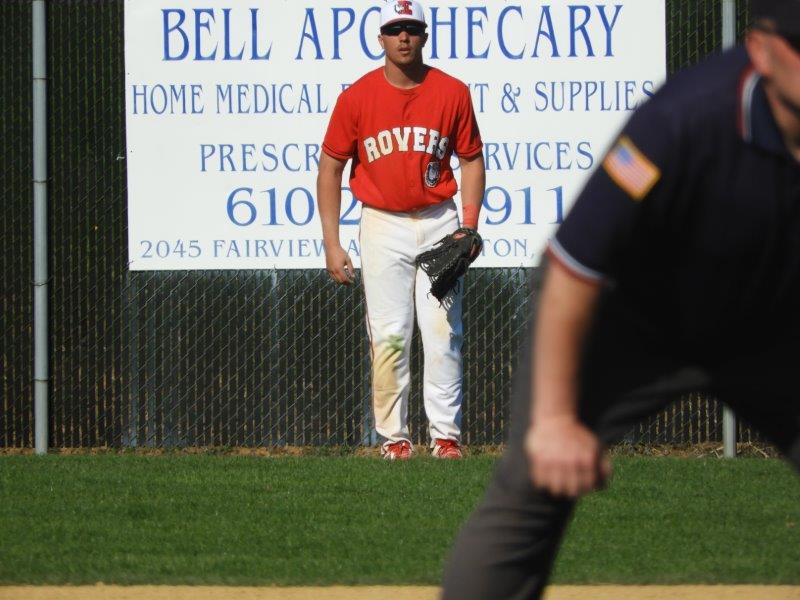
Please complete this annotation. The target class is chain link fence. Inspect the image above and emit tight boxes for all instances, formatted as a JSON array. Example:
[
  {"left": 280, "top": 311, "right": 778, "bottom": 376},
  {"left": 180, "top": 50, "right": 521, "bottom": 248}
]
[
  {"left": 1, "top": 0, "right": 34, "bottom": 448},
  {"left": 2, "top": 0, "right": 763, "bottom": 450}
]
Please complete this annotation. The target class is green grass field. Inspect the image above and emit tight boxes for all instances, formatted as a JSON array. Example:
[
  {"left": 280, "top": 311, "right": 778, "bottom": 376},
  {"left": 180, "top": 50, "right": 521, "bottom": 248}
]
[{"left": 0, "top": 454, "right": 797, "bottom": 586}]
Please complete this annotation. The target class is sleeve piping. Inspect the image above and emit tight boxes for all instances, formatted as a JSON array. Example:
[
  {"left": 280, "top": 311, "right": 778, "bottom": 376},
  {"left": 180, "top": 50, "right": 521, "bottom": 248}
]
[
  {"left": 321, "top": 143, "right": 353, "bottom": 162},
  {"left": 456, "top": 143, "right": 483, "bottom": 160},
  {"left": 547, "top": 238, "right": 605, "bottom": 284}
]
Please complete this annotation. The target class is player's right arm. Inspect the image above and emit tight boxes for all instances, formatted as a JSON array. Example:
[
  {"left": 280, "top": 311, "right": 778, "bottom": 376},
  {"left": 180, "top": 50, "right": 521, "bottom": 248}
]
[
  {"left": 318, "top": 88, "right": 358, "bottom": 285},
  {"left": 317, "top": 151, "right": 355, "bottom": 285},
  {"left": 525, "top": 261, "right": 609, "bottom": 498}
]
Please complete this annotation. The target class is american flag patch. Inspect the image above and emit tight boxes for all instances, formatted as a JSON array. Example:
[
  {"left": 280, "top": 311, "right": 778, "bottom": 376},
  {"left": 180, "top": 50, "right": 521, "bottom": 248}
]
[{"left": 602, "top": 136, "right": 661, "bottom": 201}]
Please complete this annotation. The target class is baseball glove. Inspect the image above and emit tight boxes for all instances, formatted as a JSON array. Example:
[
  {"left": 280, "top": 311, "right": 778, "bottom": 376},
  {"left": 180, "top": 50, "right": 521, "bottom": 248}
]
[{"left": 415, "top": 228, "right": 483, "bottom": 302}]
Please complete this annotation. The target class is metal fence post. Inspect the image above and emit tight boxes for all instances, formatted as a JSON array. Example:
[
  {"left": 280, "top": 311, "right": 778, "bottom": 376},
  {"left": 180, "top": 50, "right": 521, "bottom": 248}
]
[
  {"left": 32, "top": 0, "right": 48, "bottom": 455},
  {"left": 721, "top": 0, "right": 737, "bottom": 459},
  {"left": 124, "top": 271, "right": 140, "bottom": 448}
]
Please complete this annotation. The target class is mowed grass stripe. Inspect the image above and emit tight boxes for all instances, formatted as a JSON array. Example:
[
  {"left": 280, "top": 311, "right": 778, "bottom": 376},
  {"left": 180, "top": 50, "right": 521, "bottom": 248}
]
[
  {"left": 553, "top": 458, "right": 800, "bottom": 583},
  {"left": 0, "top": 455, "right": 797, "bottom": 585}
]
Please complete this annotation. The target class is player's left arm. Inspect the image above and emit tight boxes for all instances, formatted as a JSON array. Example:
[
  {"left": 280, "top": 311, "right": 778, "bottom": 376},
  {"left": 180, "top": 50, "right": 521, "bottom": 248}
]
[
  {"left": 454, "top": 81, "right": 485, "bottom": 233},
  {"left": 458, "top": 152, "right": 485, "bottom": 232}
]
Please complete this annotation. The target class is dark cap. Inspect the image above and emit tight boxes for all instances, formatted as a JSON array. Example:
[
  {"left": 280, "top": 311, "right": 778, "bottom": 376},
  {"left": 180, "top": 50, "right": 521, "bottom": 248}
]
[{"left": 751, "top": 0, "right": 800, "bottom": 35}]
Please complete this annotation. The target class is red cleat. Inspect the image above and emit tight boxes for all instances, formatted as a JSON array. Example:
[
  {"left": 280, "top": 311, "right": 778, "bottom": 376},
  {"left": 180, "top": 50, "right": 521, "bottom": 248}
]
[
  {"left": 432, "top": 439, "right": 463, "bottom": 459},
  {"left": 382, "top": 440, "right": 413, "bottom": 460}
]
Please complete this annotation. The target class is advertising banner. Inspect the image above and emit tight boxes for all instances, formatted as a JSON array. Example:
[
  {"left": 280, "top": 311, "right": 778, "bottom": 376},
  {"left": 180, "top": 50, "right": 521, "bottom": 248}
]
[{"left": 125, "top": 0, "right": 666, "bottom": 269}]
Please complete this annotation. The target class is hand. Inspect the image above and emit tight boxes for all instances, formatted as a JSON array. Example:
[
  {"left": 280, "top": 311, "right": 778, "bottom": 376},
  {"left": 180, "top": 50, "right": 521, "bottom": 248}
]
[
  {"left": 325, "top": 245, "right": 356, "bottom": 285},
  {"left": 525, "top": 416, "right": 611, "bottom": 498}
]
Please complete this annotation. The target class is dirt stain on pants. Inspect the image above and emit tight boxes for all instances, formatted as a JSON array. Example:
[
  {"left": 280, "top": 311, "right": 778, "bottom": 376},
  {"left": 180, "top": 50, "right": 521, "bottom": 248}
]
[{"left": 372, "top": 335, "right": 404, "bottom": 430}]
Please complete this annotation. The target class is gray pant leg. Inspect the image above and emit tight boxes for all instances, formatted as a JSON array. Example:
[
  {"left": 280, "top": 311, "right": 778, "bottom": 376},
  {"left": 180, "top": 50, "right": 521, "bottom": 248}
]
[
  {"left": 442, "top": 445, "right": 574, "bottom": 600},
  {"left": 442, "top": 289, "right": 697, "bottom": 600},
  {"left": 441, "top": 313, "right": 572, "bottom": 600}
]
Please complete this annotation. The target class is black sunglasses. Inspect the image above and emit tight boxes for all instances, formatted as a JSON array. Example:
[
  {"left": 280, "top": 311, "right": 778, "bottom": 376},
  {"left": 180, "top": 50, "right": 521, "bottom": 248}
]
[
  {"left": 381, "top": 22, "right": 426, "bottom": 37},
  {"left": 752, "top": 22, "right": 800, "bottom": 53}
]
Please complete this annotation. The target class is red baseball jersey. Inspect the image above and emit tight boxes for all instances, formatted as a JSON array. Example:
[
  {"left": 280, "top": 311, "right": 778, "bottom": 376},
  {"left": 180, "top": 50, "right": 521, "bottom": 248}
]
[{"left": 322, "top": 67, "right": 483, "bottom": 212}]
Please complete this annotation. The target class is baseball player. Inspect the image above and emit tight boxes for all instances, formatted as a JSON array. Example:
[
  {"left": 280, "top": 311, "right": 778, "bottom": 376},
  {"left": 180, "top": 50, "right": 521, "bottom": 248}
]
[
  {"left": 442, "top": 0, "right": 800, "bottom": 596},
  {"left": 316, "top": 0, "right": 486, "bottom": 460}
]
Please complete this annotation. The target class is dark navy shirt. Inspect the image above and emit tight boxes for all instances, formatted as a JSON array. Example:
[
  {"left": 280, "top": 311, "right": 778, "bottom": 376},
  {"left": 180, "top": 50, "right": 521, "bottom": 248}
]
[{"left": 551, "top": 46, "right": 800, "bottom": 357}]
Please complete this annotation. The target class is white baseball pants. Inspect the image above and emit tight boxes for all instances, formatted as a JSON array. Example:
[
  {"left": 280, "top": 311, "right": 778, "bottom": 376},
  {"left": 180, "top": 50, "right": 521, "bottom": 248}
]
[{"left": 359, "top": 200, "right": 464, "bottom": 449}]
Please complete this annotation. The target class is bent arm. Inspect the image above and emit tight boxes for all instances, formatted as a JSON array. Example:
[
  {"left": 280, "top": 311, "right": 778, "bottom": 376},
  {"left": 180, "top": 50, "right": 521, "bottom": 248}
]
[
  {"left": 526, "top": 259, "right": 608, "bottom": 498},
  {"left": 532, "top": 260, "right": 601, "bottom": 424}
]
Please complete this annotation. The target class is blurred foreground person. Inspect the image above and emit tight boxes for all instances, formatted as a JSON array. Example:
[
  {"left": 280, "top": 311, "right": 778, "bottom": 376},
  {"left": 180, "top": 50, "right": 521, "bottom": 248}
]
[{"left": 442, "top": 0, "right": 800, "bottom": 597}]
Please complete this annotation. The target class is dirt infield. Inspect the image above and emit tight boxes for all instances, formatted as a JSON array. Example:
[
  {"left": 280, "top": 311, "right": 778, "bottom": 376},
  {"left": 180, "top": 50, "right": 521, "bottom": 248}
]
[{"left": 1, "top": 586, "right": 798, "bottom": 599}]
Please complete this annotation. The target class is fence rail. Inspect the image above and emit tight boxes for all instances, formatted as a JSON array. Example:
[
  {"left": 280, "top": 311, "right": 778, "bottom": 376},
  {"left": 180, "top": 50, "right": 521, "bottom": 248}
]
[{"left": 2, "top": 0, "right": 763, "bottom": 449}]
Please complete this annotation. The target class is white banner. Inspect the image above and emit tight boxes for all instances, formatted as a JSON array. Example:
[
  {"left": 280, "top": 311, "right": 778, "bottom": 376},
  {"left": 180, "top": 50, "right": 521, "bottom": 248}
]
[{"left": 125, "top": 0, "right": 666, "bottom": 270}]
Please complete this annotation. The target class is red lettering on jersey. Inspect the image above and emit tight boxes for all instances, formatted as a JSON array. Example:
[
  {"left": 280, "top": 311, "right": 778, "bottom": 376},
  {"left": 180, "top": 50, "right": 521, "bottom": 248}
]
[{"left": 395, "top": 1, "right": 413, "bottom": 16}]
